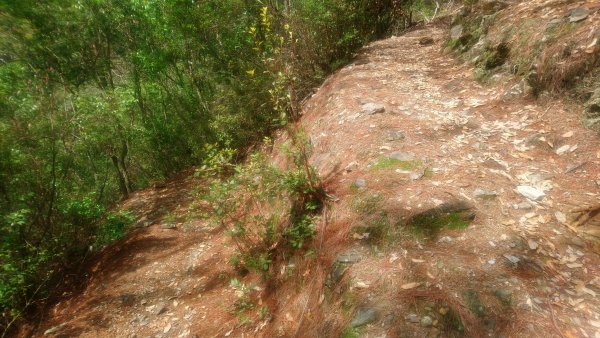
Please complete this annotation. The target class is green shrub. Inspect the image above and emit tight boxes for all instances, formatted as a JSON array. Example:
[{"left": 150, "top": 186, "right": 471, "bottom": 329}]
[
  {"left": 204, "top": 136, "right": 323, "bottom": 277},
  {"left": 94, "top": 211, "right": 135, "bottom": 247}
]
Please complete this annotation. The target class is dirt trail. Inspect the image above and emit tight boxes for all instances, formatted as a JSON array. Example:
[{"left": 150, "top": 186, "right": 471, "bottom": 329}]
[{"left": 29, "top": 26, "right": 600, "bottom": 338}]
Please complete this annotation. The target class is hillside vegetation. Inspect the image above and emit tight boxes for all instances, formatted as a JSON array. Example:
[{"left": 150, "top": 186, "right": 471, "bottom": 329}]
[
  {"left": 4, "top": 0, "right": 600, "bottom": 337},
  {"left": 447, "top": 0, "right": 600, "bottom": 117},
  {"left": 0, "top": 0, "right": 435, "bottom": 333}
]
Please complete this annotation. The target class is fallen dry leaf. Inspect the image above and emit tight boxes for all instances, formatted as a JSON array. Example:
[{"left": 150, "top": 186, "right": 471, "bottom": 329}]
[
  {"left": 555, "top": 211, "right": 567, "bottom": 224},
  {"left": 575, "top": 281, "right": 597, "bottom": 297},
  {"left": 401, "top": 282, "right": 421, "bottom": 290}
]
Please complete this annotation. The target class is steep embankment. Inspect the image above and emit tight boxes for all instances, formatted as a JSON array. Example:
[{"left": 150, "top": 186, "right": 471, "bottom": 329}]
[{"left": 27, "top": 22, "right": 600, "bottom": 338}]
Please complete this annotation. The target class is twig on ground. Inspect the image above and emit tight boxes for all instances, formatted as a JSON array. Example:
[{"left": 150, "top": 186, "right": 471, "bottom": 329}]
[{"left": 547, "top": 301, "right": 567, "bottom": 338}]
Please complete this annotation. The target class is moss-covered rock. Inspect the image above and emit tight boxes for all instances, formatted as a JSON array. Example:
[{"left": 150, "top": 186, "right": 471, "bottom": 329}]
[{"left": 480, "top": 42, "right": 510, "bottom": 69}]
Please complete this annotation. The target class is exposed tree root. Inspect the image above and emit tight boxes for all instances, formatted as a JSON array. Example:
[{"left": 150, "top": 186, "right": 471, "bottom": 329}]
[{"left": 568, "top": 204, "right": 600, "bottom": 231}]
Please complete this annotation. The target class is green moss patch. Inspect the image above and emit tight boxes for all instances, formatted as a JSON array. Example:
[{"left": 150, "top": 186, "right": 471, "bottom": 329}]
[
  {"left": 404, "top": 201, "right": 474, "bottom": 240},
  {"left": 371, "top": 157, "right": 422, "bottom": 171}
]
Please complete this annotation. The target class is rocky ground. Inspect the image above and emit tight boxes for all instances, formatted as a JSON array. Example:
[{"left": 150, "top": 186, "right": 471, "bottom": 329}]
[
  {"left": 298, "top": 25, "right": 600, "bottom": 338},
  {"left": 25, "top": 19, "right": 600, "bottom": 338}
]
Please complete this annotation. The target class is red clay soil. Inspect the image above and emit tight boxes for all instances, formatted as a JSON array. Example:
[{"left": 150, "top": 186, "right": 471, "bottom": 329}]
[{"left": 20, "top": 22, "right": 600, "bottom": 338}]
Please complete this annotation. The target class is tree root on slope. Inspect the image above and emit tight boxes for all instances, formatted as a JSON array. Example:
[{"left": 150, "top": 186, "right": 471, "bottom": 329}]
[{"left": 568, "top": 204, "right": 600, "bottom": 231}]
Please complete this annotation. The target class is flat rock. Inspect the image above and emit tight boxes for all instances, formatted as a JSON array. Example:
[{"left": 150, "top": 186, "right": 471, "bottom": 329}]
[
  {"left": 387, "top": 151, "right": 415, "bottom": 162},
  {"left": 513, "top": 201, "right": 532, "bottom": 210},
  {"left": 335, "top": 251, "right": 362, "bottom": 264},
  {"left": 361, "top": 102, "right": 385, "bottom": 115},
  {"left": 569, "top": 7, "right": 590, "bottom": 23},
  {"left": 160, "top": 223, "right": 177, "bottom": 230},
  {"left": 154, "top": 302, "right": 168, "bottom": 315},
  {"left": 474, "top": 188, "right": 497, "bottom": 199},
  {"left": 516, "top": 186, "right": 545, "bottom": 201},
  {"left": 503, "top": 254, "right": 520, "bottom": 265},
  {"left": 438, "top": 236, "right": 453, "bottom": 243},
  {"left": 450, "top": 25, "right": 464, "bottom": 40},
  {"left": 350, "top": 308, "right": 378, "bottom": 327},
  {"left": 386, "top": 130, "right": 405, "bottom": 141}
]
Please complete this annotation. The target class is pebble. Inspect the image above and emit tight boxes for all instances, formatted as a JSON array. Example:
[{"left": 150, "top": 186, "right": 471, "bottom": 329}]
[
  {"left": 494, "top": 289, "right": 513, "bottom": 305},
  {"left": 547, "top": 18, "right": 562, "bottom": 29},
  {"left": 438, "top": 236, "right": 453, "bottom": 243},
  {"left": 503, "top": 254, "right": 520, "bottom": 264},
  {"left": 420, "top": 316, "right": 433, "bottom": 327},
  {"left": 345, "top": 161, "right": 359, "bottom": 172},
  {"left": 405, "top": 313, "right": 420, "bottom": 323},
  {"left": 410, "top": 171, "right": 424, "bottom": 181},
  {"left": 354, "top": 178, "right": 367, "bottom": 188},
  {"left": 513, "top": 201, "right": 532, "bottom": 210},
  {"left": 528, "top": 239, "right": 538, "bottom": 250},
  {"left": 556, "top": 144, "right": 570, "bottom": 155}
]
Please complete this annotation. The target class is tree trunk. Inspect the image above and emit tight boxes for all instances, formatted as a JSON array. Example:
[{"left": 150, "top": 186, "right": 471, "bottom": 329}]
[
  {"left": 111, "top": 139, "right": 132, "bottom": 199},
  {"left": 132, "top": 66, "right": 148, "bottom": 120}
]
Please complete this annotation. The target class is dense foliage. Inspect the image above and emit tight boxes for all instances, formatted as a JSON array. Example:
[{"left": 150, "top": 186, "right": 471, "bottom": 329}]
[{"left": 0, "top": 0, "right": 415, "bottom": 330}]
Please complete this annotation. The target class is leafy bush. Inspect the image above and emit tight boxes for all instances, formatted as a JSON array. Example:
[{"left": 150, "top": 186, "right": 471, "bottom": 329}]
[
  {"left": 204, "top": 137, "right": 323, "bottom": 277},
  {"left": 94, "top": 211, "right": 135, "bottom": 247}
]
